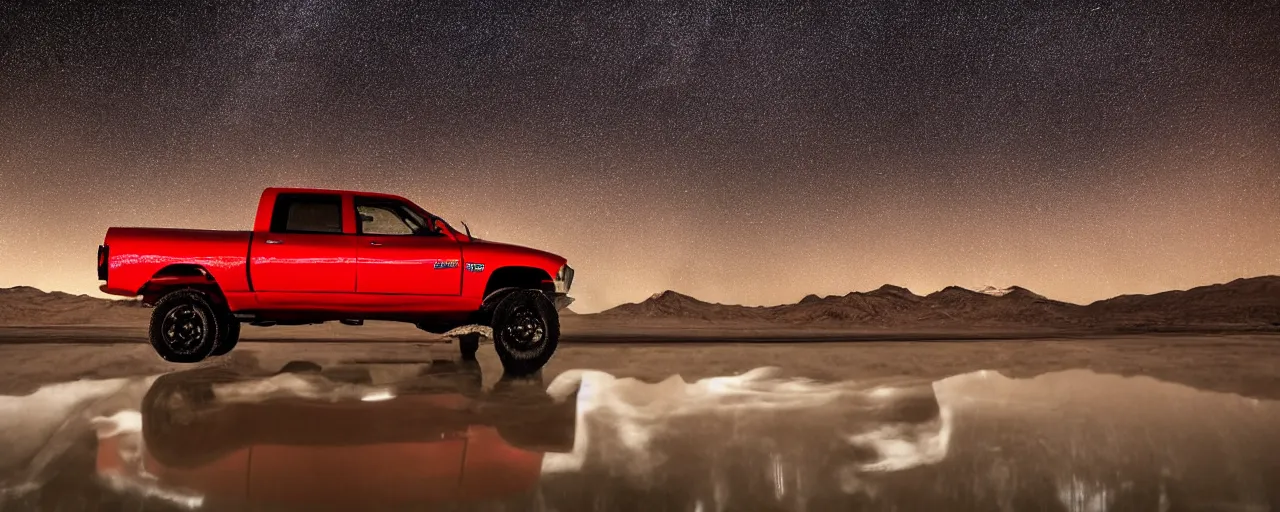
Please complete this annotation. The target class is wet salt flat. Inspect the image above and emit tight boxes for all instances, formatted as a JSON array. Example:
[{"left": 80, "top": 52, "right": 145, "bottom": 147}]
[{"left": 0, "top": 338, "right": 1278, "bottom": 511}]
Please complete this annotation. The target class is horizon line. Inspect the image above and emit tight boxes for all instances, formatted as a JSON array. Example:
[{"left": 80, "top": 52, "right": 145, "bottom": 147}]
[{"left": 4, "top": 274, "right": 1276, "bottom": 315}]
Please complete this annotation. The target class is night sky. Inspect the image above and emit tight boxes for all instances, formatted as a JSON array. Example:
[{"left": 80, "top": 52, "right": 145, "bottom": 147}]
[{"left": 1, "top": 1, "right": 1278, "bottom": 312}]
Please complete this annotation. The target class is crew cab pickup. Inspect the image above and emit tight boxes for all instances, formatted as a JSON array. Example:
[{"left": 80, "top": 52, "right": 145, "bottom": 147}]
[{"left": 97, "top": 187, "right": 574, "bottom": 374}]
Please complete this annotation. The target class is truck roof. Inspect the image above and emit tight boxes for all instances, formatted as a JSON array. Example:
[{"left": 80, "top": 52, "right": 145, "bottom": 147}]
[{"left": 262, "top": 187, "right": 409, "bottom": 201}]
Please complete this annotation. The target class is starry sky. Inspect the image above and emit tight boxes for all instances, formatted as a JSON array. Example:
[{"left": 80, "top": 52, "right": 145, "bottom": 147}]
[{"left": 1, "top": 1, "right": 1278, "bottom": 312}]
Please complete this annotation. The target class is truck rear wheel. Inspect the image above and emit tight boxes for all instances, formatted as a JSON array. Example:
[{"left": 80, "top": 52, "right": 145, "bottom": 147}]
[
  {"left": 211, "top": 312, "right": 240, "bottom": 356},
  {"left": 490, "top": 289, "right": 559, "bottom": 376},
  {"left": 147, "top": 290, "right": 220, "bottom": 363}
]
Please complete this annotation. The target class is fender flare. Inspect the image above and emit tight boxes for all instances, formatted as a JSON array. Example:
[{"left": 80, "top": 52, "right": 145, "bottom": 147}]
[
  {"left": 139, "top": 266, "right": 226, "bottom": 307},
  {"left": 474, "top": 287, "right": 523, "bottom": 325}
]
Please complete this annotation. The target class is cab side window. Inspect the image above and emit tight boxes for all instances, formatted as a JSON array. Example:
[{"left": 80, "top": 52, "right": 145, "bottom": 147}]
[
  {"left": 355, "top": 197, "right": 434, "bottom": 236},
  {"left": 270, "top": 193, "right": 344, "bottom": 234},
  {"left": 357, "top": 204, "right": 415, "bottom": 235}
]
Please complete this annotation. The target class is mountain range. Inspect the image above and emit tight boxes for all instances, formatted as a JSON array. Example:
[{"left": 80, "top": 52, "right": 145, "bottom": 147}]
[
  {"left": 1, "top": 277, "right": 1278, "bottom": 332},
  {"left": 0, "top": 286, "right": 148, "bottom": 326},
  {"left": 599, "top": 276, "right": 1280, "bottom": 331}
]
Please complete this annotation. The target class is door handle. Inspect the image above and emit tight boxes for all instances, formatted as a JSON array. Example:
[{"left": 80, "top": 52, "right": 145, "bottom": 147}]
[
  {"left": 368, "top": 241, "right": 383, "bottom": 246},
  {"left": 264, "top": 239, "right": 283, "bottom": 245}
]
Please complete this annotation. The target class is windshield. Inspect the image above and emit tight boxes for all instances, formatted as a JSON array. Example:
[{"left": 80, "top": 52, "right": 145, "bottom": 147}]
[
  {"left": 403, "top": 201, "right": 460, "bottom": 237},
  {"left": 396, "top": 204, "right": 429, "bottom": 234},
  {"left": 354, "top": 196, "right": 448, "bottom": 237}
]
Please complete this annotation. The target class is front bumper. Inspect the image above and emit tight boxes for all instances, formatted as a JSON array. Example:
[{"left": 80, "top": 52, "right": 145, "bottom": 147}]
[
  {"left": 551, "top": 264, "right": 574, "bottom": 311},
  {"left": 551, "top": 293, "right": 574, "bottom": 311}
]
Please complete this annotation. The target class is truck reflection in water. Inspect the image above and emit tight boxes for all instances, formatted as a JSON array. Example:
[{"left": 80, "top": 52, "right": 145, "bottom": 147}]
[{"left": 94, "top": 360, "right": 575, "bottom": 510}]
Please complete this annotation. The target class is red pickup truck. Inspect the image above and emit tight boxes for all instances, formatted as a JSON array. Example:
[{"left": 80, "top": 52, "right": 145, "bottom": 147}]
[{"left": 97, "top": 187, "right": 574, "bottom": 375}]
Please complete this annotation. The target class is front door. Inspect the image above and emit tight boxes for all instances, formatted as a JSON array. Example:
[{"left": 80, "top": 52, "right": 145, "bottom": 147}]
[
  {"left": 354, "top": 196, "right": 462, "bottom": 295},
  {"left": 250, "top": 192, "right": 357, "bottom": 293}
]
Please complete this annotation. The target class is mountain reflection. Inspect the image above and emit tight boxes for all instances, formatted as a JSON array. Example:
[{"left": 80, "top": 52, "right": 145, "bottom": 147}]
[
  {"left": 539, "top": 367, "right": 951, "bottom": 511},
  {"left": 0, "top": 362, "right": 1277, "bottom": 511}
]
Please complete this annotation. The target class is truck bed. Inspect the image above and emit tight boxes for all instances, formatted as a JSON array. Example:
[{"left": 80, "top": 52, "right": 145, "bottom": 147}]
[{"left": 102, "top": 227, "right": 253, "bottom": 296}]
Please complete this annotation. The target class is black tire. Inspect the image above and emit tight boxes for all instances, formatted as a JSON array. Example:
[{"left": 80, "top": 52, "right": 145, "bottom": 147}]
[
  {"left": 490, "top": 289, "right": 559, "bottom": 376},
  {"left": 211, "top": 312, "right": 240, "bottom": 356},
  {"left": 458, "top": 332, "right": 481, "bottom": 361},
  {"left": 148, "top": 289, "right": 221, "bottom": 363}
]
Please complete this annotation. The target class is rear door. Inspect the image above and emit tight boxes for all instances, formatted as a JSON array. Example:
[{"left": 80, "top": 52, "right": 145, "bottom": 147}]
[
  {"left": 354, "top": 196, "right": 462, "bottom": 295},
  {"left": 250, "top": 193, "right": 357, "bottom": 293}
]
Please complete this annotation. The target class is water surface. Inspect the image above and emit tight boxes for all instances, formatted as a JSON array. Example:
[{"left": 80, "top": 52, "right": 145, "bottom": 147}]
[{"left": 1, "top": 358, "right": 1276, "bottom": 511}]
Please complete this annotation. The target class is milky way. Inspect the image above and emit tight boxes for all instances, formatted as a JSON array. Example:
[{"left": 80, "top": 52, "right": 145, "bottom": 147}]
[{"left": 1, "top": 2, "right": 1277, "bottom": 312}]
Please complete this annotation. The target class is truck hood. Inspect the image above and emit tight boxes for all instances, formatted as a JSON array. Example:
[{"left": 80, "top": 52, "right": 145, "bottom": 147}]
[{"left": 468, "top": 239, "right": 567, "bottom": 266}]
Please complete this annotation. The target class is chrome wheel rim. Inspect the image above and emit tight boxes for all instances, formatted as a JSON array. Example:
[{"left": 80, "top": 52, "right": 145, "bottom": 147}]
[
  {"left": 502, "top": 303, "right": 546, "bottom": 353},
  {"left": 161, "top": 305, "right": 207, "bottom": 354}
]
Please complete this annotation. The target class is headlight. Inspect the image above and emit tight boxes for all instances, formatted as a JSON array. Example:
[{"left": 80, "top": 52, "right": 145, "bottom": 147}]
[{"left": 555, "top": 264, "right": 574, "bottom": 293}]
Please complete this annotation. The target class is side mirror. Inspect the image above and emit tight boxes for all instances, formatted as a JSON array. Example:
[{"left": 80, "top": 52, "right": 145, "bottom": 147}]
[{"left": 358, "top": 213, "right": 375, "bottom": 223}]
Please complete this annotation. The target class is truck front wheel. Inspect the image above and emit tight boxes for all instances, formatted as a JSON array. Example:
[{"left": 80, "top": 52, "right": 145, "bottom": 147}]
[
  {"left": 490, "top": 290, "right": 559, "bottom": 376},
  {"left": 147, "top": 290, "right": 221, "bottom": 363}
]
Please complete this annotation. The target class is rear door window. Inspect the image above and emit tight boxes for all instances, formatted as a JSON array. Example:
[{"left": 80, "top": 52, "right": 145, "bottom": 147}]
[{"left": 270, "top": 193, "right": 344, "bottom": 234}]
